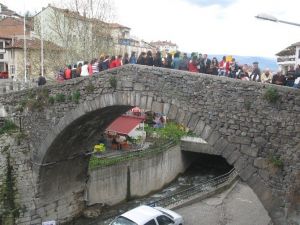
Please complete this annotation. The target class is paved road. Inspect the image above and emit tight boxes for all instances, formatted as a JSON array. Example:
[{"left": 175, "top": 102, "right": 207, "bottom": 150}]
[{"left": 175, "top": 181, "right": 271, "bottom": 225}]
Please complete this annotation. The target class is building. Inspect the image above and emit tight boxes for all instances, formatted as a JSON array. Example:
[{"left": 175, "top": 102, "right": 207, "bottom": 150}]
[
  {"left": 116, "top": 36, "right": 156, "bottom": 56},
  {"left": 5, "top": 38, "right": 63, "bottom": 80},
  {"left": 0, "top": 3, "right": 22, "bottom": 20},
  {"left": 0, "top": 17, "right": 31, "bottom": 73},
  {"left": 33, "top": 5, "right": 155, "bottom": 61},
  {"left": 276, "top": 42, "right": 300, "bottom": 74},
  {"left": 150, "top": 40, "right": 178, "bottom": 55}
]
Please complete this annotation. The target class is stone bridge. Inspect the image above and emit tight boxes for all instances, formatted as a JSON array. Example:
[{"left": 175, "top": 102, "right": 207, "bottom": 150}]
[{"left": 0, "top": 64, "right": 299, "bottom": 225}]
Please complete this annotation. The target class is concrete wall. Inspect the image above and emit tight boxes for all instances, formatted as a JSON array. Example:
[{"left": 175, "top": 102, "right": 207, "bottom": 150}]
[{"left": 87, "top": 145, "right": 191, "bottom": 206}]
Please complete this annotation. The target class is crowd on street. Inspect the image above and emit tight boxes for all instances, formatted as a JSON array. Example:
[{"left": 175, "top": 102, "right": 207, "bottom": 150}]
[{"left": 56, "top": 51, "right": 300, "bottom": 89}]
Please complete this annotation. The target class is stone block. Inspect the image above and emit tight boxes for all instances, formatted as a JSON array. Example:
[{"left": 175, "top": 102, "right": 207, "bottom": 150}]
[
  {"left": 234, "top": 156, "right": 248, "bottom": 172},
  {"left": 241, "top": 145, "right": 259, "bottom": 157},
  {"left": 187, "top": 114, "right": 199, "bottom": 131},
  {"left": 207, "top": 131, "right": 221, "bottom": 147},
  {"left": 140, "top": 95, "right": 147, "bottom": 109},
  {"left": 222, "top": 143, "right": 237, "bottom": 159},
  {"left": 254, "top": 157, "right": 268, "bottom": 169},
  {"left": 134, "top": 83, "right": 145, "bottom": 91},
  {"left": 182, "top": 112, "right": 192, "bottom": 127},
  {"left": 214, "top": 137, "right": 228, "bottom": 154},
  {"left": 152, "top": 101, "right": 163, "bottom": 113},
  {"left": 168, "top": 104, "right": 178, "bottom": 120},
  {"left": 121, "top": 80, "right": 133, "bottom": 88},
  {"left": 254, "top": 136, "right": 267, "bottom": 147},
  {"left": 194, "top": 120, "right": 205, "bottom": 135},
  {"left": 201, "top": 125, "right": 212, "bottom": 140},
  {"left": 239, "top": 164, "right": 257, "bottom": 181},
  {"left": 227, "top": 150, "right": 241, "bottom": 165},
  {"left": 135, "top": 92, "right": 141, "bottom": 106},
  {"left": 146, "top": 96, "right": 153, "bottom": 111},
  {"left": 176, "top": 109, "right": 186, "bottom": 124},
  {"left": 163, "top": 103, "right": 170, "bottom": 115},
  {"left": 228, "top": 135, "right": 251, "bottom": 145}
]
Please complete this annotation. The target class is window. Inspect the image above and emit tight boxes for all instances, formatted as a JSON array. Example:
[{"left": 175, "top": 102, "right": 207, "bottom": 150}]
[
  {"left": 10, "top": 65, "right": 15, "bottom": 74},
  {"left": 156, "top": 215, "right": 174, "bottom": 225},
  {"left": 0, "top": 42, "right": 3, "bottom": 49},
  {"left": 110, "top": 216, "right": 138, "bottom": 225},
  {"left": 0, "top": 54, "right": 3, "bottom": 59},
  {"left": 298, "top": 49, "right": 300, "bottom": 59},
  {"left": 145, "top": 219, "right": 157, "bottom": 225},
  {"left": 0, "top": 62, "right": 4, "bottom": 71}
]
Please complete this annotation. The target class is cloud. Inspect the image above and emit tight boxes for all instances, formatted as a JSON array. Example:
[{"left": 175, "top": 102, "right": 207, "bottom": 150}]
[
  {"left": 3, "top": 0, "right": 300, "bottom": 58},
  {"left": 183, "top": 0, "right": 235, "bottom": 7}
]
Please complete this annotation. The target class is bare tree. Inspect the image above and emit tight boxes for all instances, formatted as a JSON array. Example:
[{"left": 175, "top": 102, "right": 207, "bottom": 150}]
[{"left": 34, "top": 0, "right": 116, "bottom": 65}]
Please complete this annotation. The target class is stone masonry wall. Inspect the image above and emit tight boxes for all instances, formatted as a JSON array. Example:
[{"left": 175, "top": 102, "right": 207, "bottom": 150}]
[{"left": 0, "top": 64, "right": 298, "bottom": 224}]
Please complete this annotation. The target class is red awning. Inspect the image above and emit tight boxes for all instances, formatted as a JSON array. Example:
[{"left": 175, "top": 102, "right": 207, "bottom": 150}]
[{"left": 106, "top": 115, "right": 144, "bottom": 135}]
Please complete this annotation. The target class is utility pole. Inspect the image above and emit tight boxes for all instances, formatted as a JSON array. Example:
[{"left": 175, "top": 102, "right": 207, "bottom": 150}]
[
  {"left": 41, "top": 14, "right": 44, "bottom": 77},
  {"left": 23, "top": 11, "right": 27, "bottom": 82}
]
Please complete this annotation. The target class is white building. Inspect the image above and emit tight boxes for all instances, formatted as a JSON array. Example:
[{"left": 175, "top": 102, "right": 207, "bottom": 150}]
[
  {"left": 0, "top": 36, "right": 11, "bottom": 72},
  {"left": 0, "top": 3, "right": 22, "bottom": 20},
  {"left": 276, "top": 41, "right": 300, "bottom": 74},
  {"left": 150, "top": 40, "right": 178, "bottom": 54}
]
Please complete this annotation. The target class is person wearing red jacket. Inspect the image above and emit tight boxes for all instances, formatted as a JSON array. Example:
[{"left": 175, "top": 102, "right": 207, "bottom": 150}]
[
  {"left": 64, "top": 65, "right": 72, "bottom": 80},
  {"left": 218, "top": 56, "right": 229, "bottom": 76},
  {"left": 109, "top": 56, "right": 117, "bottom": 68},
  {"left": 188, "top": 55, "right": 198, "bottom": 72}
]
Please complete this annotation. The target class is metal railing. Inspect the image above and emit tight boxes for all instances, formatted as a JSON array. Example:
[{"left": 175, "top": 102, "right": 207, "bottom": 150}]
[
  {"left": 89, "top": 140, "right": 176, "bottom": 169},
  {"left": 147, "top": 168, "right": 238, "bottom": 208}
]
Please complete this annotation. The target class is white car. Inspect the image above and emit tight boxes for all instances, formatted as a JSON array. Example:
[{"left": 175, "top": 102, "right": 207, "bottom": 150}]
[{"left": 110, "top": 205, "right": 184, "bottom": 225}]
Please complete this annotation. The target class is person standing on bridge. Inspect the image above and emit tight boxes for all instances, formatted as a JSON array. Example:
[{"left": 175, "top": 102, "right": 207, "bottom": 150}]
[{"left": 81, "top": 61, "right": 89, "bottom": 76}]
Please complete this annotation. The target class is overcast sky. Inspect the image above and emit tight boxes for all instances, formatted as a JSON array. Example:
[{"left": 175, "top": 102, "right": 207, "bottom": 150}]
[{"left": 2, "top": 0, "right": 300, "bottom": 57}]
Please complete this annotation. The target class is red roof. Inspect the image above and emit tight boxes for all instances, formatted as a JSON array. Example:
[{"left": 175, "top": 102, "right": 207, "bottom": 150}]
[{"left": 106, "top": 115, "right": 144, "bottom": 135}]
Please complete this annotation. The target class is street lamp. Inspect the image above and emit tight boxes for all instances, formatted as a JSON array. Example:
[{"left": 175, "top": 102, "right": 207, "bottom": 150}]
[{"left": 255, "top": 13, "right": 300, "bottom": 27}]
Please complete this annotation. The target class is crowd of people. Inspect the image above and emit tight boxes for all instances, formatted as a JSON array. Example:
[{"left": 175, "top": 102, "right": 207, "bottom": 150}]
[{"left": 57, "top": 51, "right": 300, "bottom": 89}]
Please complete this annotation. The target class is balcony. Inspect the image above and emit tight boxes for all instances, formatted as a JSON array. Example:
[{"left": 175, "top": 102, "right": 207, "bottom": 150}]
[{"left": 277, "top": 56, "right": 295, "bottom": 64}]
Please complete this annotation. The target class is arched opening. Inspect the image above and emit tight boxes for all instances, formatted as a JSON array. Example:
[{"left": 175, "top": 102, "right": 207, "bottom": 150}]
[{"left": 38, "top": 105, "right": 132, "bottom": 206}]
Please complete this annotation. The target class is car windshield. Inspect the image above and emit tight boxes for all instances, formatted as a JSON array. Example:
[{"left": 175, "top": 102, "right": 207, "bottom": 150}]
[
  {"left": 110, "top": 216, "right": 138, "bottom": 225},
  {"left": 155, "top": 209, "right": 174, "bottom": 219}
]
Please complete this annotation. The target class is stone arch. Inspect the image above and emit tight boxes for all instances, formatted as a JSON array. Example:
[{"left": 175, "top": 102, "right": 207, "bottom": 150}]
[{"left": 34, "top": 91, "right": 199, "bottom": 222}]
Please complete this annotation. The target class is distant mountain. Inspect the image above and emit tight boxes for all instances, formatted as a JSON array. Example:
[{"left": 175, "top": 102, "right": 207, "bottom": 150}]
[{"left": 209, "top": 54, "right": 278, "bottom": 71}]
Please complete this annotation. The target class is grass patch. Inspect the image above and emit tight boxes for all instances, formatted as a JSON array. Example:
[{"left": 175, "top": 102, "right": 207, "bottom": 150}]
[
  {"left": 0, "top": 120, "right": 18, "bottom": 135},
  {"left": 109, "top": 77, "right": 117, "bottom": 90},
  {"left": 264, "top": 87, "right": 280, "bottom": 104},
  {"left": 145, "top": 122, "right": 189, "bottom": 144},
  {"left": 55, "top": 93, "right": 66, "bottom": 102},
  {"left": 71, "top": 91, "right": 80, "bottom": 104},
  {"left": 269, "top": 155, "right": 284, "bottom": 168},
  {"left": 86, "top": 83, "right": 95, "bottom": 94}
]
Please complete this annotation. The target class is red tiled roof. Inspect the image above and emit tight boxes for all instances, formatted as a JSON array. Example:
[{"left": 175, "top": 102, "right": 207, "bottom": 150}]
[{"left": 106, "top": 115, "right": 144, "bottom": 135}]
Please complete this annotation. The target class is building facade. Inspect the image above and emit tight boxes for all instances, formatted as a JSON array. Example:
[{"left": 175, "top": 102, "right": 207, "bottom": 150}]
[
  {"left": 6, "top": 38, "right": 63, "bottom": 80},
  {"left": 0, "top": 3, "right": 22, "bottom": 20},
  {"left": 150, "top": 40, "right": 178, "bottom": 55},
  {"left": 0, "top": 17, "right": 31, "bottom": 73},
  {"left": 276, "top": 41, "right": 300, "bottom": 74}
]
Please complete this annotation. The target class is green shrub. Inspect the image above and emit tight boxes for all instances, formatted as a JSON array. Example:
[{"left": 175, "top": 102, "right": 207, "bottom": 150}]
[
  {"left": 55, "top": 93, "right": 66, "bottom": 102},
  {"left": 72, "top": 91, "right": 80, "bottom": 104},
  {"left": 109, "top": 77, "right": 117, "bottom": 90},
  {"left": 0, "top": 120, "right": 18, "bottom": 135},
  {"left": 86, "top": 83, "right": 95, "bottom": 93},
  {"left": 269, "top": 155, "right": 283, "bottom": 168},
  {"left": 145, "top": 122, "right": 188, "bottom": 143},
  {"left": 48, "top": 96, "right": 55, "bottom": 105},
  {"left": 264, "top": 87, "right": 280, "bottom": 103}
]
